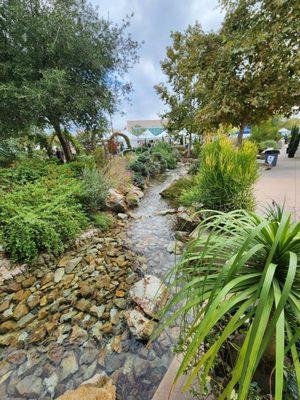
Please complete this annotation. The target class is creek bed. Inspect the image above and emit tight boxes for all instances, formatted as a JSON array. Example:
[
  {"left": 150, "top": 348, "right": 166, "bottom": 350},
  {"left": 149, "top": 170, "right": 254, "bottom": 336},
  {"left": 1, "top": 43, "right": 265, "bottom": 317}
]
[{"left": 0, "top": 164, "right": 187, "bottom": 400}]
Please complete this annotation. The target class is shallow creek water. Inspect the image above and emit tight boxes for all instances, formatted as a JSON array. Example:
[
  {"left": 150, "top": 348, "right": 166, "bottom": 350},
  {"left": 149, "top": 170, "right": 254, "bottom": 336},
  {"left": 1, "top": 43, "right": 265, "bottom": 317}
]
[{"left": 0, "top": 164, "right": 187, "bottom": 400}]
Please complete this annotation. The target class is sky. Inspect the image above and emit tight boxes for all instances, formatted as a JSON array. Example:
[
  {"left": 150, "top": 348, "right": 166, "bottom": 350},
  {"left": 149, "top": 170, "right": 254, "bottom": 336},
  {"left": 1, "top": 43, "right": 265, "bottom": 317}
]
[{"left": 91, "top": 0, "right": 224, "bottom": 130}]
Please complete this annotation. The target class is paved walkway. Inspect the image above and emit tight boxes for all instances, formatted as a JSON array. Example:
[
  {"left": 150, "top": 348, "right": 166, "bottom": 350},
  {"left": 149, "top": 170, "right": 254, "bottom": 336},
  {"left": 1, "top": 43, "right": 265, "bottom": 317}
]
[
  {"left": 152, "top": 357, "right": 200, "bottom": 400},
  {"left": 255, "top": 146, "right": 300, "bottom": 220}
]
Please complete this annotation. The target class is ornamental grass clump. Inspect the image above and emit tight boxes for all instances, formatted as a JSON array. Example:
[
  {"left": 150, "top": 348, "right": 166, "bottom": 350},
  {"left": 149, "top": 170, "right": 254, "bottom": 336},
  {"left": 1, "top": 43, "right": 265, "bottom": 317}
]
[
  {"left": 155, "top": 208, "right": 300, "bottom": 400},
  {"left": 180, "top": 137, "right": 258, "bottom": 211}
]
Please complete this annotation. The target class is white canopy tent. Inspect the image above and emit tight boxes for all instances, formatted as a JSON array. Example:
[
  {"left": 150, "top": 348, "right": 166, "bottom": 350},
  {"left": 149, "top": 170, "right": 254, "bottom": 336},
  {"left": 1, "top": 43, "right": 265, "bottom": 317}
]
[
  {"left": 278, "top": 128, "right": 291, "bottom": 136},
  {"left": 154, "top": 130, "right": 169, "bottom": 140},
  {"left": 136, "top": 129, "right": 156, "bottom": 141}
]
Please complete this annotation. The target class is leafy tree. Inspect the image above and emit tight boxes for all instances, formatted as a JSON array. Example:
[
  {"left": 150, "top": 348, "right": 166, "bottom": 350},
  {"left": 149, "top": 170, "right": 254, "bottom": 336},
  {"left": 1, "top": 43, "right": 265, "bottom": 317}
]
[
  {"left": 0, "top": 0, "right": 139, "bottom": 160},
  {"left": 157, "top": 1, "right": 299, "bottom": 144}
]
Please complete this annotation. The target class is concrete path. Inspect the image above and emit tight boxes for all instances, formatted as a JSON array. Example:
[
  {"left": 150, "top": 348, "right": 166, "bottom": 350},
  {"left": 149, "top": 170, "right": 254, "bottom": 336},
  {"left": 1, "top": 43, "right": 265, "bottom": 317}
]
[
  {"left": 255, "top": 146, "right": 300, "bottom": 219},
  {"left": 152, "top": 357, "right": 200, "bottom": 400}
]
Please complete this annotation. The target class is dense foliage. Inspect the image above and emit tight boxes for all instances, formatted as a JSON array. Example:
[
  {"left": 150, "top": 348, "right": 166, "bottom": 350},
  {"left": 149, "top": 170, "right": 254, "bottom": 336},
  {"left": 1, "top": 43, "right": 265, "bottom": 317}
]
[
  {"left": 155, "top": 208, "right": 300, "bottom": 400},
  {"left": 128, "top": 142, "right": 178, "bottom": 188},
  {"left": 0, "top": 0, "right": 139, "bottom": 160},
  {"left": 0, "top": 159, "right": 108, "bottom": 262},
  {"left": 250, "top": 119, "right": 281, "bottom": 145},
  {"left": 181, "top": 137, "right": 258, "bottom": 211},
  {"left": 157, "top": 0, "right": 299, "bottom": 142}
]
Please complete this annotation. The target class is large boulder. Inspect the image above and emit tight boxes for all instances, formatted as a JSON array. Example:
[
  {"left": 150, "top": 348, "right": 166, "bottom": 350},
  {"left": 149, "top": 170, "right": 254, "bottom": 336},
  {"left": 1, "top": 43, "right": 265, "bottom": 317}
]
[
  {"left": 125, "top": 185, "right": 144, "bottom": 208},
  {"left": 176, "top": 207, "right": 201, "bottom": 232},
  {"left": 125, "top": 309, "right": 156, "bottom": 340},
  {"left": 57, "top": 373, "right": 116, "bottom": 400},
  {"left": 105, "top": 189, "right": 127, "bottom": 213},
  {"left": 129, "top": 275, "right": 169, "bottom": 318}
]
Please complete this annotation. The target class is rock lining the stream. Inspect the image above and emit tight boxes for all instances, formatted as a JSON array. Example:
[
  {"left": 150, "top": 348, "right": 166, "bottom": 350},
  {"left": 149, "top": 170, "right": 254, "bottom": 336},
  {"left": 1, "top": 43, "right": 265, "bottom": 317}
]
[{"left": 129, "top": 275, "right": 169, "bottom": 319}]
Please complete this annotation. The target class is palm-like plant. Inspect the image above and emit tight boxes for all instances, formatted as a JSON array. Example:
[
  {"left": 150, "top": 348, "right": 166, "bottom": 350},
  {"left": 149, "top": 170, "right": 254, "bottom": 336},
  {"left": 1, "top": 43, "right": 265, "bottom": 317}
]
[{"left": 155, "top": 209, "right": 300, "bottom": 400}]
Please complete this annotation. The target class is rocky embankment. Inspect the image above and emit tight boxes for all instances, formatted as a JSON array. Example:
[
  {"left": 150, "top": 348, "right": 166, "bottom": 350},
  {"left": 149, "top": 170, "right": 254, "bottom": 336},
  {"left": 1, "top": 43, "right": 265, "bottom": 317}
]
[{"left": 0, "top": 223, "right": 148, "bottom": 398}]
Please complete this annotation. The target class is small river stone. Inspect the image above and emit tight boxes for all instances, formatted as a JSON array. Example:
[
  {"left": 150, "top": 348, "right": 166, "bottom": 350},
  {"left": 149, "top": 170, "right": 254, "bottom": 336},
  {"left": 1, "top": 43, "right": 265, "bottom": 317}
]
[
  {"left": 16, "top": 375, "right": 43, "bottom": 397},
  {"left": 65, "top": 257, "right": 82, "bottom": 273},
  {"left": 54, "top": 268, "right": 65, "bottom": 283},
  {"left": 81, "top": 360, "right": 97, "bottom": 380},
  {"left": 90, "top": 304, "right": 105, "bottom": 318},
  {"left": 44, "top": 372, "right": 59, "bottom": 398},
  {"left": 60, "top": 351, "right": 79, "bottom": 381}
]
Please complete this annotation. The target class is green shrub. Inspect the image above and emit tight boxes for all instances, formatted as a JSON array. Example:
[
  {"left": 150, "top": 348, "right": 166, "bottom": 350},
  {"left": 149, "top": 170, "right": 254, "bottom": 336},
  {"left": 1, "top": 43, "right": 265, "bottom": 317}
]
[
  {"left": 137, "top": 153, "right": 152, "bottom": 164},
  {"left": 250, "top": 119, "right": 281, "bottom": 143},
  {"left": 160, "top": 176, "right": 194, "bottom": 206},
  {"left": 151, "top": 142, "right": 177, "bottom": 169},
  {"left": 188, "top": 160, "right": 200, "bottom": 175},
  {"left": 0, "top": 156, "right": 110, "bottom": 263},
  {"left": 0, "top": 178, "right": 88, "bottom": 262},
  {"left": 79, "top": 167, "right": 108, "bottom": 214},
  {"left": 259, "top": 139, "right": 279, "bottom": 152},
  {"left": 128, "top": 144, "right": 177, "bottom": 179},
  {"left": 92, "top": 213, "right": 115, "bottom": 231},
  {"left": 181, "top": 137, "right": 258, "bottom": 211},
  {"left": 128, "top": 160, "right": 149, "bottom": 177},
  {"left": 147, "top": 160, "right": 162, "bottom": 176},
  {"left": 68, "top": 155, "right": 96, "bottom": 177},
  {"left": 5, "top": 158, "right": 51, "bottom": 185},
  {"left": 132, "top": 172, "right": 145, "bottom": 189}
]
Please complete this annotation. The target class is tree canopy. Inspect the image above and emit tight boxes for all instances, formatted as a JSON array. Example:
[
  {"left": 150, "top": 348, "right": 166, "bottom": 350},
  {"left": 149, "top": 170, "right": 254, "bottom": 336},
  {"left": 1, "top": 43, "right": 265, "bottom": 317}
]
[
  {"left": 0, "top": 0, "right": 139, "bottom": 160},
  {"left": 157, "top": 0, "right": 299, "bottom": 143}
]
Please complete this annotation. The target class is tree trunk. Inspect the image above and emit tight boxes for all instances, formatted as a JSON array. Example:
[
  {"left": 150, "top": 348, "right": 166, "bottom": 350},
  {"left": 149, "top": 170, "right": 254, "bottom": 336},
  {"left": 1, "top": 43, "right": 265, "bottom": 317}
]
[
  {"left": 45, "top": 143, "right": 53, "bottom": 159},
  {"left": 53, "top": 123, "right": 73, "bottom": 162},
  {"left": 237, "top": 124, "right": 245, "bottom": 147}
]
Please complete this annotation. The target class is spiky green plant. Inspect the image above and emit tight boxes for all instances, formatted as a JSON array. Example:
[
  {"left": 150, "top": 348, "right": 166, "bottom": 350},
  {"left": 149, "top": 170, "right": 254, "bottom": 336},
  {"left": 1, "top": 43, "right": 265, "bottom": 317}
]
[{"left": 155, "top": 209, "right": 300, "bottom": 400}]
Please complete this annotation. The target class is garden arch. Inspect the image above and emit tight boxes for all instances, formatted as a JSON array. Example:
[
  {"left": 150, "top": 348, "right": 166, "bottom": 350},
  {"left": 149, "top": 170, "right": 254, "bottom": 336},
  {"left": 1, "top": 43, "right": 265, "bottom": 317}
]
[{"left": 108, "top": 131, "right": 132, "bottom": 150}]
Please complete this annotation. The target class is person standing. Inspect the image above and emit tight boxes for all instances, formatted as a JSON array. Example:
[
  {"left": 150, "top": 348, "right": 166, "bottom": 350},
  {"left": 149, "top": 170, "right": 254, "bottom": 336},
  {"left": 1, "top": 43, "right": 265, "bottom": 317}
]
[{"left": 55, "top": 147, "right": 64, "bottom": 163}]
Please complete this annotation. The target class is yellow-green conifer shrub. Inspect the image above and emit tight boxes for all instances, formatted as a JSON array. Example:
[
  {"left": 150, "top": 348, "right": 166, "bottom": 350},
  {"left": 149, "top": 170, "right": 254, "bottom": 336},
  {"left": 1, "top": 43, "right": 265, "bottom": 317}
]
[{"left": 181, "top": 137, "right": 258, "bottom": 211}]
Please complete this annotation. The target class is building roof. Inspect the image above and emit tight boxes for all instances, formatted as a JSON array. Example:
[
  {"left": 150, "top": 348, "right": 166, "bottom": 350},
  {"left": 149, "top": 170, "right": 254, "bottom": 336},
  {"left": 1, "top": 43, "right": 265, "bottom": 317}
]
[
  {"left": 127, "top": 119, "right": 169, "bottom": 132},
  {"left": 148, "top": 127, "right": 165, "bottom": 136}
]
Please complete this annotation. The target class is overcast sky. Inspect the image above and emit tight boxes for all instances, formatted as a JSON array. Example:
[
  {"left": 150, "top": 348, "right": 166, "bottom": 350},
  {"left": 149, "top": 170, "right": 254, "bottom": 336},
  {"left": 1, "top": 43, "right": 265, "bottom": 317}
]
[{"left": 91, "top": 0, "right": 224, "bottom": 130}]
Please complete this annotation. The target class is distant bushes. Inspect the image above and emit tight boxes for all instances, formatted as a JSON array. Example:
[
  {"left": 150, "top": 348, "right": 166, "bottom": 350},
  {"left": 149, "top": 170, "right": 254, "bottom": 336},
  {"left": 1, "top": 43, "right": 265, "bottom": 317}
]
[
  {"left": 180, "top": 137, "right": 258, "bottom": 211},
  {"left": 128, "top": 142, "right": 178, "bottom": 188},
  {"left": 258, "top": 140, "right": 279, "bottom": 152},
  {"left": 152, "top": 142, "right": 178, "bottom": 169},
  {"left": 250, "top": 119, "right": 281, "bottom": 145}
]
